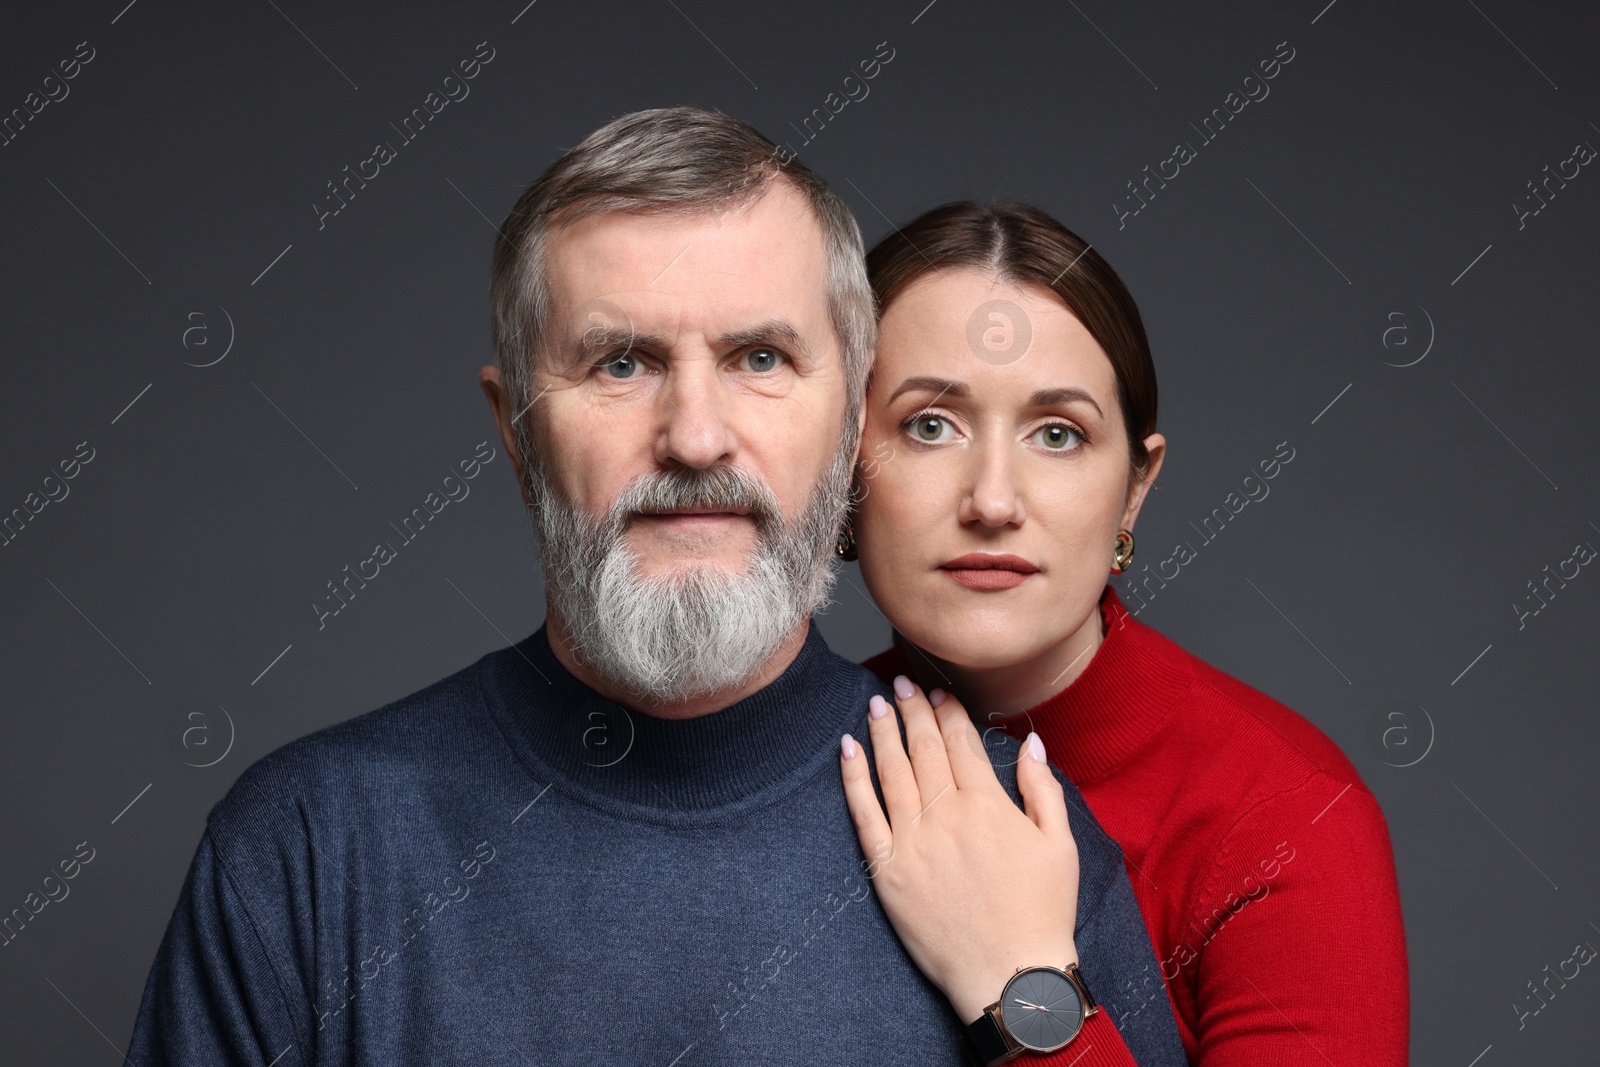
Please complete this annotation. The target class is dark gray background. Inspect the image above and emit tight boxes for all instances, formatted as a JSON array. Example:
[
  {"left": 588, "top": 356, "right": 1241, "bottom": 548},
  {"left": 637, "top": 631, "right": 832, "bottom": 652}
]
[{"left": 2, "top": 0, "right": 1595, "bottom": 1062}]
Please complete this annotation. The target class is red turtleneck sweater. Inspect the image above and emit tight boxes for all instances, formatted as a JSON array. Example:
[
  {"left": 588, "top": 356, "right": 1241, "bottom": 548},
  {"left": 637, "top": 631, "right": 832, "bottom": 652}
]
[{"left": 866, "top": 584, "right": 1409, "bottom": 1066}]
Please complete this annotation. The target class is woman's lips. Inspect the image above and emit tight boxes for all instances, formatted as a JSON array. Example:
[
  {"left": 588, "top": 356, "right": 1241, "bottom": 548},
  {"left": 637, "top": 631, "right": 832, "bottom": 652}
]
[{"left": 938, "top": 553, "right": 1039, "bottom": 591}]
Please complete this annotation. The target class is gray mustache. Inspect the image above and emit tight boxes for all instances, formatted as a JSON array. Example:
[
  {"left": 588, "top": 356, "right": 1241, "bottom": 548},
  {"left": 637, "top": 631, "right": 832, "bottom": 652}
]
[{"left": 613, "top": 465, "right": 784, "bottom": 532}]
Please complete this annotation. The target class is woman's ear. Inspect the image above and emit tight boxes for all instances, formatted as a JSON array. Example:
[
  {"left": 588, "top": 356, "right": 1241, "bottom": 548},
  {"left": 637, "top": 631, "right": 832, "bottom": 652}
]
[{"left": 1121, "top": 432, "right": 1166, "bottom": 529}]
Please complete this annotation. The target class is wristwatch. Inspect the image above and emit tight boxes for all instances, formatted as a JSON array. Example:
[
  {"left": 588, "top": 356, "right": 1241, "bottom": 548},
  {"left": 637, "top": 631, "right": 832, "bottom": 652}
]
[{"left": 961, "top": 963, "right": 1098, "bottom": 1065}]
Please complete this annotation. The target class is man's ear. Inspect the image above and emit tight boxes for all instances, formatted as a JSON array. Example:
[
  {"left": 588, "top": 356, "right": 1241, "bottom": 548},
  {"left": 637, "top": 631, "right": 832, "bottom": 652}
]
[{"left": 479, "top": 364, "right": 531, "bottom": 508}]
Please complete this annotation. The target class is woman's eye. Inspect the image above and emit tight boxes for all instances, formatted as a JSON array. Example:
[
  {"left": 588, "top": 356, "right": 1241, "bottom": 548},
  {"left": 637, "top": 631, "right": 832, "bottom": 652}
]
[
  {"left": 910, "top": 415, "right": 954, "bottom": 443},
  {"left": 742, "top": 347, "right": 782, "bottom": 373},
  {"left": 601, "top": 352, "right": 639, "bottom": 379},
  {"left": 1033, "top": 424, "right": 1082, "bottom": 450}
]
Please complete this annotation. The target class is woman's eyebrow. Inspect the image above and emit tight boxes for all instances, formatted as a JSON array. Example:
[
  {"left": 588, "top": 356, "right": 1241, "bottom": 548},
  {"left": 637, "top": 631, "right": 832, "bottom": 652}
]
[
  {"left": 887, "top": 376, "right": 968, "bottom": 404},
  {"left": 1028, "top": 386, "right": 1104, "bottom": 417}
]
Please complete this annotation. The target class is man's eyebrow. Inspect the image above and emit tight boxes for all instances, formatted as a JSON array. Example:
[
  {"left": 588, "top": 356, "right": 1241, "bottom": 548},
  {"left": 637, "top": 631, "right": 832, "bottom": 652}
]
[
  {"left": 1028, "top": 386, "right": 1104, "bottom": 418},
  {"left": 887, "top": 376, "right": 969, "bottom": 404},
  {"left": 556, "top": 317, "right": 815, "bottom": 364},
  {"left": 563, "top": 324, "right": 664, "bottom": 363},
  {"left": 714, "top": 318, "right": 814, "bottom": 362}
]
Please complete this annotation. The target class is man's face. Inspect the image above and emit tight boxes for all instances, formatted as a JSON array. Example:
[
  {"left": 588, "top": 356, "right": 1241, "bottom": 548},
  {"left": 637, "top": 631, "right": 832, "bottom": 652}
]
[
  {"left": 531, "top": 179, "right": 848, "bottom": 579},
  {"left": 493, "top": 177, "right": 857, "bottom": 707}
]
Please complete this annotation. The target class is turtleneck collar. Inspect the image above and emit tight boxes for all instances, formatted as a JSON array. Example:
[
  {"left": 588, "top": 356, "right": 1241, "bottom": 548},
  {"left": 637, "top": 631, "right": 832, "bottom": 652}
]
[
  {"left": 994, "top": 584, "right": 1195, "bottom": 785},
  {"left": 477, "top": 620, "right": 872, "bottom": 824}
]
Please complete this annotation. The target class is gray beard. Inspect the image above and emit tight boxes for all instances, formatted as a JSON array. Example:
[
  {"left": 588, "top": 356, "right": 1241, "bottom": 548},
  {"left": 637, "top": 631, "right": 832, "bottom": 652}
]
[{"left": 524, "top": 449, "right": 853, "bottom": 706}]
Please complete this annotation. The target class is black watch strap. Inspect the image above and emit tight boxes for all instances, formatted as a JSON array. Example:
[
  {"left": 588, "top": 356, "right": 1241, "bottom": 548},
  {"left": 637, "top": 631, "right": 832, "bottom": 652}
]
[
  {"left": 1071, "top": 962, "right": 1099, "bottom": 1013},
  {"left": 961, "top": 1011, "right": 1014, "bottom": 1066}
]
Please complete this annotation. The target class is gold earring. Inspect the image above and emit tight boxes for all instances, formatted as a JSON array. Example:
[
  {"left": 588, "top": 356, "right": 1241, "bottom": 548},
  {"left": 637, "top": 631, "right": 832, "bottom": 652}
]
[
  {"left": 835, "top": 523, "right": 858, "bottom": 562},
  {"left": 1111, "top": 529, "right": 1135, "bottom": 573}
]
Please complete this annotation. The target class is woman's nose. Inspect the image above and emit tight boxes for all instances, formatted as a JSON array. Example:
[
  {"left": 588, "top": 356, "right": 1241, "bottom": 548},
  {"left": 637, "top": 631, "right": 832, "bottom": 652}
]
[{"left": 958, "top": 445, "right": 1026, "bottom": 528}]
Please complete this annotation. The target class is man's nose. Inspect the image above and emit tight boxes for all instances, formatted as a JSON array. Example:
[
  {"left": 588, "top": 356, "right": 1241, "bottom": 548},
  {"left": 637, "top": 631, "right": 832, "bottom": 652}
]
[
  {"left": 653, "top": 358, "right": 737, "bottom": 469},
  {"left": 958, "top": 442, "right": 1027, "bottom": 528}
]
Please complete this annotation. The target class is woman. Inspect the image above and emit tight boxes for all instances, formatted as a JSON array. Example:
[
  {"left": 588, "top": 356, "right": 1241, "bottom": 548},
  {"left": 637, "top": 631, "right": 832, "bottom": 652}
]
[{"left": 836, "top": 202, "right": 1407, "bottom": 1065}]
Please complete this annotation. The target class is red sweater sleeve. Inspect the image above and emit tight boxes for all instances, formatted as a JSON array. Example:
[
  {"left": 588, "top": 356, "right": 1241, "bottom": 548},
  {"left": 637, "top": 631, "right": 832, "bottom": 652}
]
[
  {"left": 1182, "top": 772, "right": 1409, "bottom": 1065},
  {"left": 1013, "top": 1009, "right": 1140, "bottom": 1066}
]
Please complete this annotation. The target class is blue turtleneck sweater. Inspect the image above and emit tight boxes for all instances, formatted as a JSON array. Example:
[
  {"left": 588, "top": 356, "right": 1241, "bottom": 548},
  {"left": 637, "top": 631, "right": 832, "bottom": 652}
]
[{"left": 125, "top": 623, "right": 1186, "bottom": 1066}]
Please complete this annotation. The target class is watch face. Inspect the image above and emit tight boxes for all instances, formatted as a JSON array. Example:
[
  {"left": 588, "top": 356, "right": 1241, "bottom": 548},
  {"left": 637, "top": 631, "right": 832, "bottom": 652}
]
[{"left": 998, "top": 967, "right": 1085, "bottom": 1052}]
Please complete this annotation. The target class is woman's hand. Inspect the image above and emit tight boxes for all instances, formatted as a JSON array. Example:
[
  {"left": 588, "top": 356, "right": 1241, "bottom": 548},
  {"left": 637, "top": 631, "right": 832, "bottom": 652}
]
[{"left": 839, "top": 675, "right": 1080, "bottom": 1024}]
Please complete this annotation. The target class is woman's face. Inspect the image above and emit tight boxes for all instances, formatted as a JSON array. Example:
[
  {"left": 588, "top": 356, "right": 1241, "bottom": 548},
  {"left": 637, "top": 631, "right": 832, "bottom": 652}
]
[{"left": 855, "top": 268, "right": 1164, "bottom": 672}]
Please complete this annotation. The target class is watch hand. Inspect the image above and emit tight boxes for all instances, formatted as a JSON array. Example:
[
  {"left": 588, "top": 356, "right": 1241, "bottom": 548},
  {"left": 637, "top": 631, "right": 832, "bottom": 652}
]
[{"left": 1012, "top": 999, "right": 1052, "bottom": 1012}]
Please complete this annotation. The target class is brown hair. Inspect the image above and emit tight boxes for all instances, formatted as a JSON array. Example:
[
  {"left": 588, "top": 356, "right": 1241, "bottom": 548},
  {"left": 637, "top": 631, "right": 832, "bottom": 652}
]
[{"left": 865, "top": 201, "right": 1158, "bottom": 480}]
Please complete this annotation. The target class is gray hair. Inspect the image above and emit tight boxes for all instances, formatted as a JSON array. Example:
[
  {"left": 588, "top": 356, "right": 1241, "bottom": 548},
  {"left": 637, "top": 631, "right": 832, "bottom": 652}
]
[
  {"left": 488, "top": 106, "right": 876, "bottom": 470},
  {"left": 530, "top": 457, "right": 852, "bottom": 705}
]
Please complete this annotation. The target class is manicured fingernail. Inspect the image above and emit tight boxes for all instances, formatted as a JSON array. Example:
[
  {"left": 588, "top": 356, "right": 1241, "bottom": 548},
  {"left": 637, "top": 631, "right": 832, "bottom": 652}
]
[
  {"left": 928, "top": 688, "right": 947, "bottom": 708},
  {"left": 841, "top": 733, "right": 858, "bottom": 759},
  {"left": 1026, "top": 731, "right": 1046, "bottom": 762},
  {"left": 892, "top": 675, "right": 915, "bottom": 700},
  {"left": 869, "top": 695, "right": 890, "bottom": 719}
]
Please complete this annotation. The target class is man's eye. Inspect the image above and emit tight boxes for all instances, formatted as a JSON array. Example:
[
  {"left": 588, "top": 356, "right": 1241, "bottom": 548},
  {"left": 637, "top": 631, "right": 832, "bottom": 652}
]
[
  {"left": 742, "top": 347, "right": 782, "bottom": 373},
  {"left": 1033, "top": 424, "right": 1082, "bottom": 450},
  {"left": 601, "top": 352, "right": 639, "bottom": 379},
  {"left": 908, "top": 414, "right": 954, "bottom": 443}
]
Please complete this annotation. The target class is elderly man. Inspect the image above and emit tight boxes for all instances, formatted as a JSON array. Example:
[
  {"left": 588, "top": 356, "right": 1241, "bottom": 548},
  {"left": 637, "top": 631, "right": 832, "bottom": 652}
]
[{"left": 126, "top": 107, "right": 1185, "bottom": 1066}]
